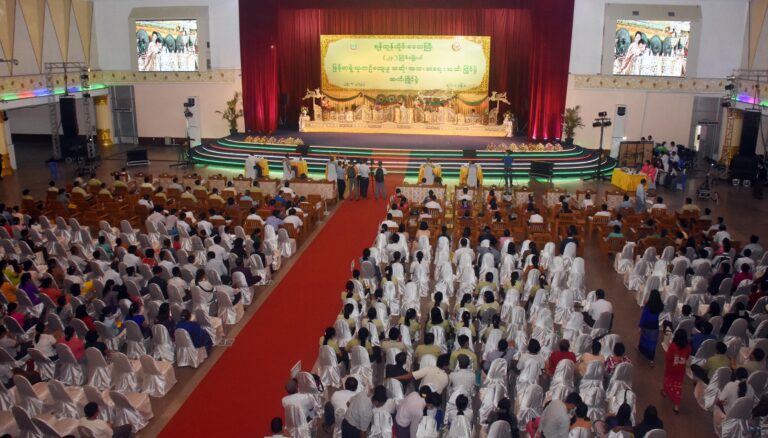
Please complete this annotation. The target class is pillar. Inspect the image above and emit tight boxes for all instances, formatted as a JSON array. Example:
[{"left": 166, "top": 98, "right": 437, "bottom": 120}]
[
  {"left": 93, "top": 95, "right": 113, "bottom": 147},
  {"left": 0, "top": 111, "right": 11, "bottom": 177}
]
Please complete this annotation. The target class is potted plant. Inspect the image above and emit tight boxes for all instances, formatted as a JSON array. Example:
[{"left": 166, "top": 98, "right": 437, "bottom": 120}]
[
  {"left": 562, "top": 105, "right": 584, "bottom": 144},
  {"left": 216, "top": 92, "right": 244, "bottom": 135}
]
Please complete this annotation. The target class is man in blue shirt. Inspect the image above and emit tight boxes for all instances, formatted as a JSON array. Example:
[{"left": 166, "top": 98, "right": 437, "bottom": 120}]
[
  {"left": 503, "top": 150, "right": 514, "bottom": 187},
  {"left": 265, "top": 210, "right": 284, "bottom": 230}
]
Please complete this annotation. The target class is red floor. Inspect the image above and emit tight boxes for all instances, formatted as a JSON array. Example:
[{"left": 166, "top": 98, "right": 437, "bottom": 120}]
[{"left": 160, "top": 176, "right": 401, "bottom": 437}]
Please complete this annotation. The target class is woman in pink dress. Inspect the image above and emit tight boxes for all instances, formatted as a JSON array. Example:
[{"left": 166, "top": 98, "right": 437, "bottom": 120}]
[{"left": 662, "top": 329, "right": 691, "bottom": 414}]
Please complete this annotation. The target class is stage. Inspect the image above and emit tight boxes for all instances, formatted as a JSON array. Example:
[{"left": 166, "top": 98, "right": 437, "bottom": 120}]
[{"left": 190, "top": 131, "right": 616, "bottom": 182}]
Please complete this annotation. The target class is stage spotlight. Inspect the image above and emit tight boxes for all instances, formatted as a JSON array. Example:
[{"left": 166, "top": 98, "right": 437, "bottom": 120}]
[
  {"left": 598, "top": 111, "right": 607, "bottom": 117},
  {"left": 721, "top": 101, "right": 731, "bottom": 108}
]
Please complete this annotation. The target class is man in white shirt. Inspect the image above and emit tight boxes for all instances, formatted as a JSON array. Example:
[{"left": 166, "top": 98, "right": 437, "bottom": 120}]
[
  {"left": 528, "top": 208, "right": 544, "bottom": 224},
  {"left": 389, "top": 205, "right": 403, "bottom": 218},
  {"left": 138, "top": 195, "right": 153, "bottom": 210},
  {"left": 593, "top": 204, "right": 611, "bottom": 218},
  {"left": 284, "top": 208, "right": 304, "bottom": 229},
  {"left": 449, "top": 354, "right": 476, "bottom": 394},
  {"left": 330, "top": 378, "right": 359, "bottom": 412},
  {"left": 205, "top": 251, "right": 228, "bottom": 278},
  {"left": 358, "top": 161, "right": 370, "bottom": 199},
  {"left": 122, "top": 246, "right": 141, "bottom": 268},
  {"left": 744, "top": 235, "right": 764, "bottom": 260},
  {"left": 393, "top": 354, "right": 450, "bottom": 394},
  {"left": 281, "top": 380, "right": 317, "bottom": 421},
  {"left": 394, "top": 386, "right": 431, "bottom": 438},
  {"left": 424, "top": 195, "right": 443, "bottom": 212},
  {"left": 147, "top": 207, "right": 165, "bottom": 229},
  {"left": 457, "top": 187, "right": 473, "bottom": 202},
  {"left": 714, "top": 225, "right": 732, "bottom": 245},
  {"left": 586, "top": 288, "right": 613, "bottom": 327},
  {"left": 197, "top": 215, "right": 213, "bottom": 237},
  {"left": 79, "top": 402, "right": 131, "bottom": 438},
  {"left": 245, "top": 208, "right": 265, "bottom": 224},
  {"left": 650, "top": 196, "right": 667, "bottom": 211},
  {"left": 209, "top": 236, "right": 228, "bottom": 260},
  {"left": 735, "top": 250, "right": 755, "bottom": 273},
  {"left": 380, "top": 213, "right": 398, "bottom": 230},
  {"left": 280, "top": 182, "right": 296, "bottom": 197},
  {"left": 452, "top": 238, "right": 475, "bottom": 265}
]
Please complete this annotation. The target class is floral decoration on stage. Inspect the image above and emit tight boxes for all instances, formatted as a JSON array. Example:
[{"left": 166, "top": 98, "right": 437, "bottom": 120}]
[
  {"left": 243, "top": 136, "right": 305, "bottom": 145},
  {"left": 485, "top": 142, "right": 564, "bottom": 152}
]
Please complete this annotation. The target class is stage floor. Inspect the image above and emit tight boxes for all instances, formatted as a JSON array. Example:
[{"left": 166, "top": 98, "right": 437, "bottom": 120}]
[
  {"left": 191, "top": 133, "right": 616, "bottom": 182},
  {"left": 272, "top": 129, "right": 525, "bottom": 150}
]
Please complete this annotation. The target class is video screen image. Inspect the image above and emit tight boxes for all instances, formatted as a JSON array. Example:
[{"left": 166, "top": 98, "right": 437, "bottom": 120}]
[
  {"left": 136, "top": 20, "right": 198, "bottom": 72},
  {"left": 613, "top": 20, "right": 690, "bottom": 77}
]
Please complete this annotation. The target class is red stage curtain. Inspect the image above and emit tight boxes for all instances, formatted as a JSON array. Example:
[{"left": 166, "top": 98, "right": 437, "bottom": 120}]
[{"left": 240, "top": 1, "right": 574, "bottom": 140}]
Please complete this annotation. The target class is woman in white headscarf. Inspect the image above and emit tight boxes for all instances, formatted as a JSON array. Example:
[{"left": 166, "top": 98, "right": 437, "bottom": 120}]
[{"left": 342, "top": 392, "right": 374, "bottom": 437}]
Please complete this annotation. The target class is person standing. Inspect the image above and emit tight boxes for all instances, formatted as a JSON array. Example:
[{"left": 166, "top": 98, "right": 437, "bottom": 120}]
[
  {"left": 346, "top": 160, "right": 359, "bottom": 201},
  {"left": 638, "top": 289, "right": 664, "bottom": 367},
  {"left": 635, "top": 178, "right": 647, "bottom": 213},
  {"left": 503, "top": 150, "right": 514, "bottom": 187},
  {"left": 336, "top": 158, "right": 346, "bottom": 200},
  {"left": 662, "top": 330, "right": 691, "bottom": 414},
  {"left": 358, "top": 159, "right": 370, "bottom": 199},
  {"left": 374, "top": 160, "right": 387, "bottom": 200}
]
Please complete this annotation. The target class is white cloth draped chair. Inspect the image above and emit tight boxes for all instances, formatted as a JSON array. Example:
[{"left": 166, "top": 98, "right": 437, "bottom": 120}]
[
  {"left": 195, "top": 308, "right": 224, "bottom": 346},
  {"left": 516, "top": 383, "right": 543, "bottom": 425},
  {"left": 579, "top": 361, "right": 605, "bottom": 392},
  {"left": 615, "top": 242, "right": 636, "bottom": 274},
  {"left": 314, "top": 345, "right": 342, "bottom": 390},
  {"left": 124, "top": 320, "right": 148, "bottom": 360},
  {"left": 0, "top": 381, "right": 16, "bottom": 411},
  {"left": 83, "top": 385, "right": 114, "bottom": 422},
  {"left": 487, "top": 420, "right": 512, "bottom": 438},
  {"left": 54, "top": 344, "right": 84, "bottom": 386},
  {"left": 216, "top": 290, "right": 244, "bottom": 325},
  {"left": 14, "top": 405, "right": 78, "bottom": 438},
  {"left": 151, "top": 324, "right": 175, "bottom": 364},
  {"left": 139, "top": 354, "right": 177, "bottom": 397},
  {"left": 110, "top": 390, "right": 153, "bottom": 433},
  {"left": 85, "top": 347, "right": 112, "bottom": 391},
  {"left": 384, "top": 378, "right": 405, "bottom": 403},
  {"left": 48, "top": 379, "right": 85, "bottom": 419},
  {"left": 111, "top": 352, "right": 141, "bottom": 392},
  {"left": 174, "top": 328, "right": 208, "bottom": 368},
  {"left": 547, "top": 359, "right": 576, "bottom": 401},
  {"left": 349, "top": 346, "right": 374, "bottom": 390},
  {"left": 27, "top": 348, "right": 56, "bottom": 381},
  {"left": 285, "top": 404, "right": 312, "bottom": 438},
  {"left": 717, "top": 396, "right": 754, "bottom": 438},
  {"left": 12, "top": 375, "right": 50, "bottom": 417},
  {"left": 370, "top": 406, "right": 394, "bottom": 438},
  {"left": 278, "top": 228, "right": 297, "bottom": 258},
  {"left": 700, "top": 367, "right": 732, "bottom": 411},
  {"left": 581, "top": 386, "right": 607, "bottom": 422},
  {"left": 478, "top": 383, "right": 507, "bottom": 424}
]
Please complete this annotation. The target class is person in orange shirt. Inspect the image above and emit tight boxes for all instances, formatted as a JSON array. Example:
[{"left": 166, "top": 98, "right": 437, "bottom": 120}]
[
  {"left": 0, "top": 276, "right": 16, "bottom": 304},
  {"left": 38, "top": 277, "right": 64, "bottom": 303}
]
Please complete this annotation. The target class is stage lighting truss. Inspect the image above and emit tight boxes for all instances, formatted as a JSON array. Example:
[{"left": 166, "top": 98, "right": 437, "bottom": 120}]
[{"left": 724, "top": 69, "right": 768, "bottom": 109}]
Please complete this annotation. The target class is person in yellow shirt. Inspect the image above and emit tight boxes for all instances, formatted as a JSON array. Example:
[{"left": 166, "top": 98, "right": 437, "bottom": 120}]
[
  {"left": 426, "top": 307, "right": 450, "bottom": 333},
  {"left": 70, "top": 181, "right": 91, "bottom": 200},
  {"left": 362, "top": 307, "right": 385, "bottom": 337},
  {"left": 208, "top": 188, "right": 225, "bottom": 203},
  {"left": 415, "top": 332, "right": 442, "bottom": 363},
  {"left": 112, "top": 175, "right": 127, "bottom": 190},
  {"left": 454, "top": 310, "right": 477, "bottom": 338},
  {"left": 399, "top": 308, "right": 419, "bottom": 341},
  {"left": 21, "top": 189, "right": 35, "bottom": 201},
  {"left": 455, "top": 293, "right": 478, "bottom": 317},
  {"left": 139, "top": 177, "right": 154, "bottom": 191},
  {"left": 319, "top": 327, "right": 342, "bottom": 358},
  {"left": 680, "top": 197, "right": 701, "bottom": 214},
  {"left": 337, "top": 303, "right": 357, "bottom": 332},
  {"left": 345, "top": 326, "right": 373, "bottom": 356},
  {"left": 98, "top": 183, "right": 113, "bottom": 199},
  {"left": 87, "top": 173, "right": 102, "bottom": 188},
  {"left": 180, "top": 187, "right": 198, "bottom": 202},
  {"left": 449, "top": 334, "right": 478, "bottom": 370}
]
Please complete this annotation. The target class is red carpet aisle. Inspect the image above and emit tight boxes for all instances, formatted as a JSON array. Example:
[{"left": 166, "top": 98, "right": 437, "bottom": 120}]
[{"left": 160, "top": 175, "right": 402, "bottom": 437}]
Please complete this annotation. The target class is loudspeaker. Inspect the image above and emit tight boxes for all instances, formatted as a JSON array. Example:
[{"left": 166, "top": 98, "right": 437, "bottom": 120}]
[
  {"left": 616, "top": 106, "right": 626, "bottom": 116},
  {"left": 462, "top": 149, "right": 477, "bottom": 158},
  {"left": 296, "top": 144, "right": 309, "bottom": 156},
  {"left": 530, "top": 161, "right": 554, "bottom": 181},
  {"left": 739, "top": 110, "right": 760, "bottom": 156},
  {"left": 279, "top": 93, "right": 289, "bottom": 106},
  {"left": 730, "top": 155, "right": 759, "bottom": 180},
  {"left": 59, "top": 97, "right": 78, "bottom": 136}
]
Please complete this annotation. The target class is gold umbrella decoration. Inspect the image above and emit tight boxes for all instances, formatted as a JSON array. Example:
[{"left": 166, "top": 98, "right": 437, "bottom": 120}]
[{"left": 488, "top": 91, "right": 510, "bottom": 125}]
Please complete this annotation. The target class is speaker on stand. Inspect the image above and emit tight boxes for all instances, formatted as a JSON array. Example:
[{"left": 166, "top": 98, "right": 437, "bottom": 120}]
[{"left": 59, "top": 97, "right": 79, "bottom": 160}]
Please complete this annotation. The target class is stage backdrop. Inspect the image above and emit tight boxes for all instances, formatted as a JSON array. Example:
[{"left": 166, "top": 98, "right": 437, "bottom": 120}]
[{"left": 238, "top": 0, "right": 574, "bottom": 140}]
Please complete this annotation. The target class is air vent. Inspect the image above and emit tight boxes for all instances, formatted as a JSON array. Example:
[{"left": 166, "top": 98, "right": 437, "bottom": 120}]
[
  {"left": 668, "top": 11, "right": 675, "bottom": 17},
  {"left": 632, "top": 10, "right": 639, "bottom": 16}
]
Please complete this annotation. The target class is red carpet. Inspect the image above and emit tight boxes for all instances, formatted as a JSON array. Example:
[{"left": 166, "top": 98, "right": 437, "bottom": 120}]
[{"left": 160, "top": 175, "right": 402, "bottom": 437}]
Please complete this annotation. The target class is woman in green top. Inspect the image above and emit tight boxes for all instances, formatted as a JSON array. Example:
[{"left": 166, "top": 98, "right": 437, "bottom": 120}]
[{"left": 454, "top": 293, "right": 478, "bottom": 318}]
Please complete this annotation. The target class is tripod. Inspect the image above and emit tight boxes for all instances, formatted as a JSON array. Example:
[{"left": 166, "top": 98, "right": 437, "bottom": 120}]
[
  {"left": 584, "top": 113, "right": 611, "bottom": 182},
  {"left": 170, "top": 117, "right": 195, "bottom": 168}
]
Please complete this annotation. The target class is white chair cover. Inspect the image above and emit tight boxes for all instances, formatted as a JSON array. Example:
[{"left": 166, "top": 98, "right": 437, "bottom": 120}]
[
  {"left": 13, "top": 375, "right": 49, "bottom": 417},
  {"left": 350, "top": 346, "right": 374, "bottom": 390},
  {"left": 478, "top": 383, "right": 507, "bottom": 423},
  {"left": 370, "top": 406, "right": 394, "bottom": 438},
  {"left": 85, "top": 347, "right": 111, "bottom": 391},
  {"left": 111, "top": 352, "right": 140, "bottom": 392},
  {"left": 110, "top": 390, "right": 153, "bottom": 433},
  {"left": 703, "top": 367, "right": 733, "bottom": 410},
  {"left": 314, "top": 345, "right": 342, "bottom": 389},
  {"left": 151, "top": 324, "right": 175, "bottom": 364},
  {"left": 581, "top": 386, "right": 607, "bottom": 422},
  {"left": 516, "top": 383, "right": 543, "bottom": 424},
  {"left": 124, "top": 320, "right": 148, "bottom": 360},
  {"left": 54, "top": 343, "right": 84, "bottom": 385},
  {"left": 719, "top": 397, "right": 754, "bottom": 438},
  {"left": 28, "top": 348, "right": 55, "bottom": 381},
  {"left": 579, "top": 360, "right": 605, "bottom": 391},
  {"left": 174, "top": 328, "right": 208, "bottom": 368},
  {"left": 139, "top": 354, "right": 177, "bottom": 397},
  {"left": 48, "top": 379, "right": 84, "bottom": 419},
  {"left": 487, "top": 420, "right": 512, "bottom": 438},
  {"left": 548, "top": 359, "right": 576, "bottom": 401}
]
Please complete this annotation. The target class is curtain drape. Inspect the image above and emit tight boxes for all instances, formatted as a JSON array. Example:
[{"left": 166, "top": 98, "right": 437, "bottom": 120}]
[{"left": 239, "top": 1, "right": 574, "bottom": 140}]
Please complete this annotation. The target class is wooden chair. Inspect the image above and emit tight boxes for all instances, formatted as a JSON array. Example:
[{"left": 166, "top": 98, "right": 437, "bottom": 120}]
[
  {"left": 600, "top": 235, "right": 627, "bottom": 258},
  {"left": 587, "top": 214, "right": 611, "bottom": 240}
]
